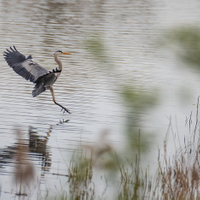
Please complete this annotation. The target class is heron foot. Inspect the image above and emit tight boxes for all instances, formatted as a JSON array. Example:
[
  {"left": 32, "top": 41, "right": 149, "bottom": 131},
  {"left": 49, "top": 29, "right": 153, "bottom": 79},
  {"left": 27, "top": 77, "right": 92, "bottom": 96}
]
[
  {"left": 53, "top": 99, "right": 71, "bottom": 114},
  {"left": 60, "top": 106, "right": 71, "bottom": 114}
]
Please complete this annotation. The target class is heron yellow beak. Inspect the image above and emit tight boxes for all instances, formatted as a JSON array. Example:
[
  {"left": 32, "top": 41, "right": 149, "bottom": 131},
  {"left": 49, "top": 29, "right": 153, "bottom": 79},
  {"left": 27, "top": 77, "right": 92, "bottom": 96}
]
[{"left": 62, "top": 52, "right": 71, "bottom": 55}]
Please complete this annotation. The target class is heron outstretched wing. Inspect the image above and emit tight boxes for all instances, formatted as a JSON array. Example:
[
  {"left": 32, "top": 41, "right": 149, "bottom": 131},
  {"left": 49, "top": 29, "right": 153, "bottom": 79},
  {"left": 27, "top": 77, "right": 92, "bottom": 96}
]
[{"left": 4, "top": 46, "right": 49, "bottom": 83}]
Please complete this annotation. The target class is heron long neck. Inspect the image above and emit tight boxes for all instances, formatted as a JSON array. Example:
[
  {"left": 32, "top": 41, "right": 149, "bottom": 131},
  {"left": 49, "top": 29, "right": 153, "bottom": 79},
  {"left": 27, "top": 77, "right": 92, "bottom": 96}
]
[{"left": 54, "top": 53, "right": 62, "bottom": 78}]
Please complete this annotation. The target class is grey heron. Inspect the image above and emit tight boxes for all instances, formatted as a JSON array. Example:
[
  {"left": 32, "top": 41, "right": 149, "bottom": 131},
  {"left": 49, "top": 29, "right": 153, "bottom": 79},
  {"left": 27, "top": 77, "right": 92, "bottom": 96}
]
[{"left": 4, "top": 46, "right": 71, "bottom": 114}]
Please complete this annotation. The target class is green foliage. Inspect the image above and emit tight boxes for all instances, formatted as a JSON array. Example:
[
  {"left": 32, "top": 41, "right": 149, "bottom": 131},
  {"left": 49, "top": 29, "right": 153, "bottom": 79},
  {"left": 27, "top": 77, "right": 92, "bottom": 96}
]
[
  {"left": 167, "top": 26, "right": 200, "bottom": 68},
  {"left": 121, "top": 85, "right": 158, "bottom": 152},
  {"left": 116, "top": 151, "right": 151, "bottom": 200},
  {"left": 85, "top": 34, "right": 109, "bottom": 65},
  {"left": 68, "top": 150, "right": 95, "bottom": 200},
  {"left": 122, "top": 85, "right": 157, "bottom": 113}
]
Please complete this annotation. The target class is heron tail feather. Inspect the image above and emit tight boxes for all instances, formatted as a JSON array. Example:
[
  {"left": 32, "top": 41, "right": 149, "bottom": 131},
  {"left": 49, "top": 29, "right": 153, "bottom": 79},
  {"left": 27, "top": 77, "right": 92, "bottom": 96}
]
[{"left": 32, "top": 85, "right": 46, "bottom": 97}]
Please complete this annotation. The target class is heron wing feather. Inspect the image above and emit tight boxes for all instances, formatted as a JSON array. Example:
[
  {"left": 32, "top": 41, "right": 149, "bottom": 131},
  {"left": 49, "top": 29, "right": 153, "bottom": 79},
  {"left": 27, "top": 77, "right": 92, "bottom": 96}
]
[{"left": 4, "top": 46, "right": 49, "bottom": 83}]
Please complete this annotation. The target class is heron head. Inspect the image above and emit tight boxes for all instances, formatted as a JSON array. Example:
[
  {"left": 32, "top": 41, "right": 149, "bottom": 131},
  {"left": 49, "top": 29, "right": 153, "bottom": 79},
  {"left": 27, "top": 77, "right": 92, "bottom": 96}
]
[{"left": 54, "top": 50, "right": 71, "bottom": 56}]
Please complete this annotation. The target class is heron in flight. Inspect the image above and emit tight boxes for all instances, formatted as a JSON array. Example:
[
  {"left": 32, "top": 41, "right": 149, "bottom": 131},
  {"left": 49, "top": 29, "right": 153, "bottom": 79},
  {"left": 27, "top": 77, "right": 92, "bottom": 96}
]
[{"left": 4, "top": 46, "right": 71, "bottom": 114}]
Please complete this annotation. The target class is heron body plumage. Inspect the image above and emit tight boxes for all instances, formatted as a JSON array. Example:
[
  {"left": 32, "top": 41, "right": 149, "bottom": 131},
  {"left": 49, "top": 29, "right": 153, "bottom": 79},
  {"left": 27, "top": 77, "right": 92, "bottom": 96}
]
[
  {"left": 32, "top": 69, "right": 60, "bottom": 97},
  {"left": 3, "top": 46, "right": 71, "bottom": 114}
]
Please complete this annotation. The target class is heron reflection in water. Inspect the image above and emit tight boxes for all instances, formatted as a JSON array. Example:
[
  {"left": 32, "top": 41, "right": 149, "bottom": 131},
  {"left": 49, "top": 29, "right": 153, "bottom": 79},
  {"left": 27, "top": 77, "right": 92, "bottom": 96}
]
[{"left": 4, "top": 46, "right": 71, "bottom": 114}]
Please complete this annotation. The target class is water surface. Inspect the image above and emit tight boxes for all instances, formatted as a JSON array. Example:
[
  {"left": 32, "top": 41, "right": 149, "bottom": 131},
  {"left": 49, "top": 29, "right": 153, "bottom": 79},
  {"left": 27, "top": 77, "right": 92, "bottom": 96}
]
[{"left": 1, "top": 0, "right": 200, "bottom": 199}]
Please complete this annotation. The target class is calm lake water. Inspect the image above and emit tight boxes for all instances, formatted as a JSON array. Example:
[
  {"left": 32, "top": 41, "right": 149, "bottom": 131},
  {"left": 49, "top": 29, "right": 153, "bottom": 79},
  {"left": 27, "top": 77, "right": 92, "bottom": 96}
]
[{"left": 1, "top": 0, "right": 200, "bottom": 199}]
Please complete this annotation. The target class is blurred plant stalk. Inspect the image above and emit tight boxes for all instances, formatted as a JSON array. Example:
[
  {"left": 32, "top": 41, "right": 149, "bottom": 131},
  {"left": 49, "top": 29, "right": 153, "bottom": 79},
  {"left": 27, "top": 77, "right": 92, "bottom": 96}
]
[{"left": 13, "top": 129, "right": 35, "bottom": 196}]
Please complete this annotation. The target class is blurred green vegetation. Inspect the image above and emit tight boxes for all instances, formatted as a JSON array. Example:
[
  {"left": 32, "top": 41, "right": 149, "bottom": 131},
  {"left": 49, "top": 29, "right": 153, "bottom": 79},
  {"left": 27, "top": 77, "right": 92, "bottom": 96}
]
[
  {"left": 121, "top": 85, "right": 158, "bottom": 151},
  {"left": 165, "top": 26, "right": 200, "bottom": 68},
  {"left": 68, "top": 150, "right": 95, "bottom": 199},
  {"left": 85, "top": 34, "right": 158, "bottom": 153},
  {"left": 85, "top": 34, "right": 110, "bottom": 66}
]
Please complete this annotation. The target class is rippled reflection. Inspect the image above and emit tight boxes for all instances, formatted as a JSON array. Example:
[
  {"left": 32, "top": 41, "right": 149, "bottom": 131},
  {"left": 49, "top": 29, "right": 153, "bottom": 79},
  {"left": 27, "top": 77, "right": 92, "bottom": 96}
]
[
  {"left": 28, "top": 126, "right": 51, "bottom": 172},
  {"left": 0, "top": 126, "right": 52, "bottom": 174}
]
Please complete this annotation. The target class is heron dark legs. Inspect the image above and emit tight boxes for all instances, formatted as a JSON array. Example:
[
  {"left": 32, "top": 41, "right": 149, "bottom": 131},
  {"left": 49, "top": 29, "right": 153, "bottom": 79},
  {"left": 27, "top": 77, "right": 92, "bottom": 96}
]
[{"left": 50, "top": 86, "right": 71, "bottom": 114}]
